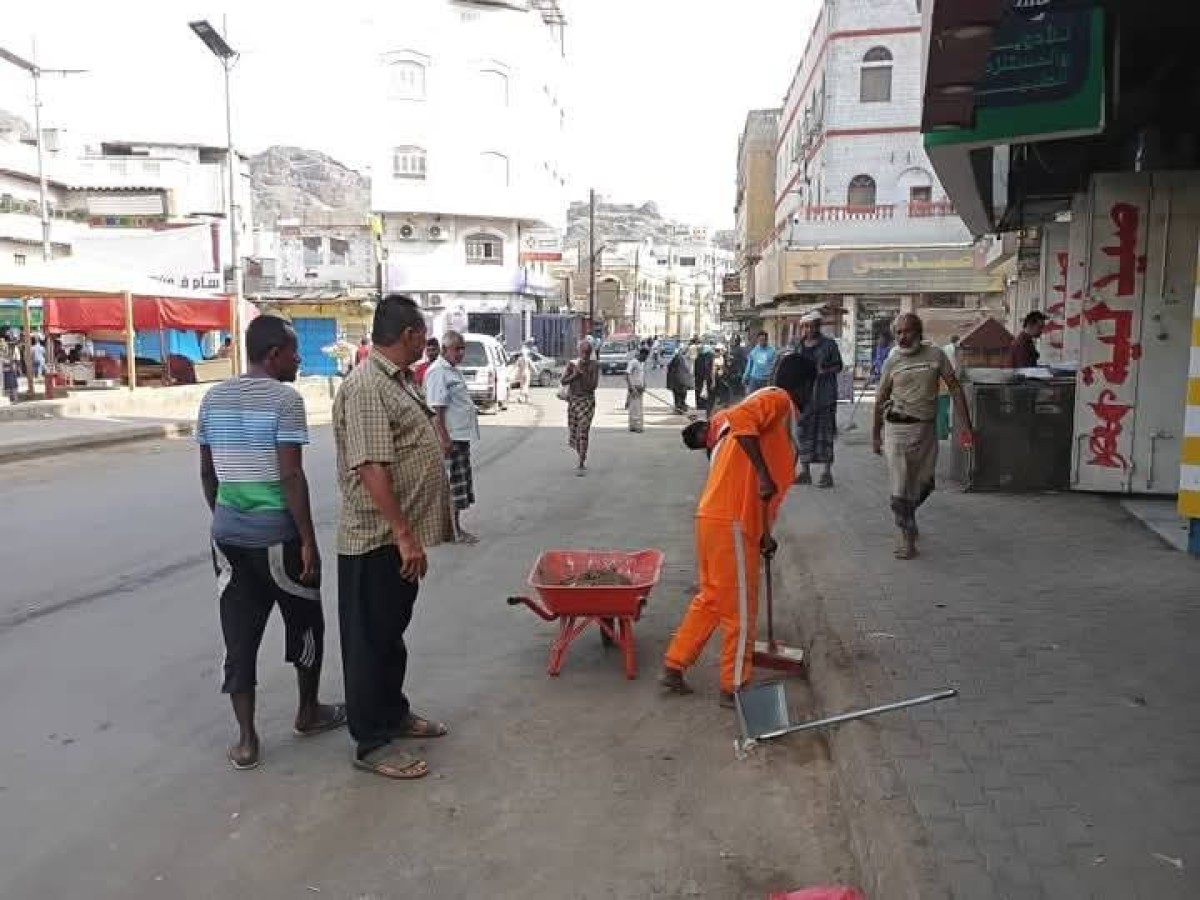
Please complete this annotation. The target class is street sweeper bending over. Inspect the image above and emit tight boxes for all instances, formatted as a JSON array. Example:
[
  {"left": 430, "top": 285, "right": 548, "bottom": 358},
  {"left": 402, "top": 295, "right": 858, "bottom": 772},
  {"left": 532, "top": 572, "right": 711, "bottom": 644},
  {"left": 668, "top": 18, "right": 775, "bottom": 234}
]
[{"left": 661, "top": 352, "right": 817, "bottom": 707}]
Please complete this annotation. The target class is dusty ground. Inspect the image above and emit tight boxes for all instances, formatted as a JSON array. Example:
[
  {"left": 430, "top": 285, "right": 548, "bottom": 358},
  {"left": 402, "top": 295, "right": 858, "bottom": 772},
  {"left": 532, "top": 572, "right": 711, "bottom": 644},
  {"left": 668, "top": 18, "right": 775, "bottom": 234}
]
[{"left": 0, "top": 383, "right": 856, "bottom": 900}]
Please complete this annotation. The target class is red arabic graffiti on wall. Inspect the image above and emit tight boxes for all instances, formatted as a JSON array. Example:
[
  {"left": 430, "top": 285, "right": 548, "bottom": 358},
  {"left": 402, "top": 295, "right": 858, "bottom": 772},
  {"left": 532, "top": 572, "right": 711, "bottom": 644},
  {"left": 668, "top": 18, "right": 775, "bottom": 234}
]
[
  {"left": 1081, "top": 200, "right": 1147, "bottom": 472},
  {"left": 1043, "top": 250, "right": 1069, "bottom": 351}
]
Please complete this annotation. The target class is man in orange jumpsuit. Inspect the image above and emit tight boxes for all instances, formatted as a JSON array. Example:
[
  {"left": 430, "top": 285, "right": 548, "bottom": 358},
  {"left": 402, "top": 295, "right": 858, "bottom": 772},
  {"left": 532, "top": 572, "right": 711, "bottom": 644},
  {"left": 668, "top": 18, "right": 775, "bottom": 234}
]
[{"left": 662, "top": 352, "right": 817, "bottom": 706}]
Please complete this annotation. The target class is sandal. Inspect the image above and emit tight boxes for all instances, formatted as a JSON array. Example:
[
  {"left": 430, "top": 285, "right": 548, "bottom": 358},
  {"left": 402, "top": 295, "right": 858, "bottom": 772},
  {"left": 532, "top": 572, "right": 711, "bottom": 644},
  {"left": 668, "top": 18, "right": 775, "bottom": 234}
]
[
  {"left": 294, "top": 702, "right": 348, "bottom": 738},
  {"left": 353, "top": 746, "right": 429, "bottom": 780},
  {"left": 392, "top": 714, "right": 450, "bottom": 739},
  {"left": 228, "top": 744, "right": 260, "bottom": 771}
]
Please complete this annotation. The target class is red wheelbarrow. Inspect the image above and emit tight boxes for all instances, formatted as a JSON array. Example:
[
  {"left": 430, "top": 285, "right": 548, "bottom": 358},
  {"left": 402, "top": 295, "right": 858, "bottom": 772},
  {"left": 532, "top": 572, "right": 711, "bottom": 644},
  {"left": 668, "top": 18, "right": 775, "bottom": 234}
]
[{"left": 507, "top": 549, "right": 665, "bottom": 679}]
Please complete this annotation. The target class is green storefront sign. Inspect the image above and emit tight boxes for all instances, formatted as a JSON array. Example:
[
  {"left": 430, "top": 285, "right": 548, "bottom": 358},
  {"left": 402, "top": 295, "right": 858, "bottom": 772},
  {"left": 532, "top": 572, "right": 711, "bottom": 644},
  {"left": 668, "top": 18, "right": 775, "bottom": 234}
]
[{"left": 925, "top": 4, "right": 1105, "bottom": 149}]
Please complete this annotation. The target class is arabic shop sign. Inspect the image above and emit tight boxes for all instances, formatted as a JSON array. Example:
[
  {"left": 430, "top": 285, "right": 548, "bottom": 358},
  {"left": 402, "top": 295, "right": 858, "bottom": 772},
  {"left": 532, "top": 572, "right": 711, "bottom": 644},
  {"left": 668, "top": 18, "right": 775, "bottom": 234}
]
[
  {"left": 925, "top": 4, "right": 1104, "bottom": 149},
  {"left": 782, "top": 248, "right": 1003, "bottom": 293},
  {"left": 827, "top": 250, "right": 977, "bottom": 280}
]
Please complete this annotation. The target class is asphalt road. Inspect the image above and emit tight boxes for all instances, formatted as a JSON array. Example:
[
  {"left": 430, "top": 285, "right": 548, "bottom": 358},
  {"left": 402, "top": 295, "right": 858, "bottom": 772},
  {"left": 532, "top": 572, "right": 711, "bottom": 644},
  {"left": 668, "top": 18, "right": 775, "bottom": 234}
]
[{"left": 0, "top": 383, "right": 854, "bottom": 900}]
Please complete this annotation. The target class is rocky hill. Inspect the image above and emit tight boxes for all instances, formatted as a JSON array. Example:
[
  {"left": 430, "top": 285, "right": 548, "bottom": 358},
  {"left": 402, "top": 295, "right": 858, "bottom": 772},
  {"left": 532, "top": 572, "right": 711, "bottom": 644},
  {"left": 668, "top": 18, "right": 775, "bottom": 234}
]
[
  {"left": 248, "top": 145, "right": 371, "bottom": 226},
  {"left": 564, "top": 199, "right": 689, "bottom": 247}
]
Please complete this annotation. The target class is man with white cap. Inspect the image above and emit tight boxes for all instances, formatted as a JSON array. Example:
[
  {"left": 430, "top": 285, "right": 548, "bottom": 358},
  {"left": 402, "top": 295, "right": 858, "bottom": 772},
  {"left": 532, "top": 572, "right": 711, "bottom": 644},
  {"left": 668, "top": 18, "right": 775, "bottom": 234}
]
[{"left": 793, "top": 309, "right": 844, "bottom": 488}]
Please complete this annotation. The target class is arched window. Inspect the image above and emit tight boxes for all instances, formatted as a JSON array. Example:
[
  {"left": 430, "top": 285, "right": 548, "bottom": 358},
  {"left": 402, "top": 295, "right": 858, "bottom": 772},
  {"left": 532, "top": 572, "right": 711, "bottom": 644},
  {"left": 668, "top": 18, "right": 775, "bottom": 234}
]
[
  {"left": 847, "top": 174, "right": 877, "bottom": 207},
  {"left": 392, "top": 145, "right": 427, "bottom": 180},
  {"left": 386, "top": 58, "right": 426, "bottom": 101},
  {"left": 479, "top": 151, "right": 510, "bottom": 188},
  {"left": 860, "top": 46, "right": 893, "bottom": 103},
  {"left": 477, "top": 68, "right": 509, "bottom": 107},
  {"left": 465, "top": 232, "right": 504, "bottom": 265}
]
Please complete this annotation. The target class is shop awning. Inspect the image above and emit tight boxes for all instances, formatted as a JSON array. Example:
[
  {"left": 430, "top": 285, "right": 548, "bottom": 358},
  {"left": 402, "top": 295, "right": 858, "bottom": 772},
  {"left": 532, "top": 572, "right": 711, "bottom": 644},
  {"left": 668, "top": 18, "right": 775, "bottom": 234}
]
[{"left": 0, "top": 256, "right": 233, "bottom": 333}]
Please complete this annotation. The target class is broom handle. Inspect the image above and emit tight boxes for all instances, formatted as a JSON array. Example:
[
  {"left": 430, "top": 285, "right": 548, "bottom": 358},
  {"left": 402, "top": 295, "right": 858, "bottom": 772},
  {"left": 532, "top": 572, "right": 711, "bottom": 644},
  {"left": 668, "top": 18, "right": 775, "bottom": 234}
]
[{"left": 762, "top": 500, "right": 774, "bottom": 645}]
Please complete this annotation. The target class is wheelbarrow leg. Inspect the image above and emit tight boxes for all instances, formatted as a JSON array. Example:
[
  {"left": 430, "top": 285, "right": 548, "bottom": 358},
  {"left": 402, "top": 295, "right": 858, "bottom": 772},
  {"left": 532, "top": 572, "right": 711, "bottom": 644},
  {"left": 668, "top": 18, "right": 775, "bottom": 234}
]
[
  {"left": 619, "top": 617, "right": 637, "bottom": 679},
  {"left": 548, "top": 616, "right": 590, "bottom": 676}
]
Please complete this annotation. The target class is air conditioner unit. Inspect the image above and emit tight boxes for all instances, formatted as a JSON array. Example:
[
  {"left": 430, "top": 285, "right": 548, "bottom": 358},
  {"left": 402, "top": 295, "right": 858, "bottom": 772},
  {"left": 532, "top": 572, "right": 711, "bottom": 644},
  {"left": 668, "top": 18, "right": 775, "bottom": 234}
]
[
  {"left": 427, "top": 224, "right": 447, "bottom": 241},
  {"left": 427, "top": 293, "right": 444, "bottom": 308},
  {"left": 398, "top": 222, "right": 416, "bottom": 240}
]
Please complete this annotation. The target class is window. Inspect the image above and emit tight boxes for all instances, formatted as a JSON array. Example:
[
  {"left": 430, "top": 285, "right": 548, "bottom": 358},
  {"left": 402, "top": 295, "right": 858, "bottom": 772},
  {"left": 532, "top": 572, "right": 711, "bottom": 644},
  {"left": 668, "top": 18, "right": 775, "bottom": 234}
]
[
  {"left": 302, "top": 237, "right": 323, "bottom": 267},
  {"left": 13, "top": 253, "right": 26, "bottom": 266},
  {"left": 387, "top": 59, "right": 426, "bottom": 101},
  {"left": 329, "top": 238, "right": 349, "bottom": 265},
  {"left": 476, "top": 68, "right": 509, "bottom": 107},
  {"left": 465, "top": 232, "right": 504, "bottom": 265},
  {"left": 847, "top": 175, "right": 877, "bottom": 207},
  {"left": 393, "top": 145, "right": 427, "bottom": 180},
  {"left": 909, "top": 185, "right": 932, "bottom": 204},
  {"left": 860, "top": 46, "right": 893, "bottom": 103},
  {"left": 479, "top": 151, "right": 509, "bottom": 188}
]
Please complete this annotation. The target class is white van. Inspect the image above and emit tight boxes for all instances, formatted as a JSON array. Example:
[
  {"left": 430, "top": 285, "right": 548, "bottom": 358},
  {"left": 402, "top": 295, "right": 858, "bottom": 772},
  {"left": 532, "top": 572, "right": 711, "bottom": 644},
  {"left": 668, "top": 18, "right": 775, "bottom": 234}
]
[{"left": 459, "top": 332, "right": 511, "bottom": 412}]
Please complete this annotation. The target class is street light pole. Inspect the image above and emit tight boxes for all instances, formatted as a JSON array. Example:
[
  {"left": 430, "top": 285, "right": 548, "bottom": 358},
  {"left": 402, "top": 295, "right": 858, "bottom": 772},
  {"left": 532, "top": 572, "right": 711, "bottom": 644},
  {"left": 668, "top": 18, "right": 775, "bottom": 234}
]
[
  {"left": 189, "top": 19, "right": 243, "bottom": 373},
  {"left": 587, "top": 187, "right": 596, "bottom": 337}
]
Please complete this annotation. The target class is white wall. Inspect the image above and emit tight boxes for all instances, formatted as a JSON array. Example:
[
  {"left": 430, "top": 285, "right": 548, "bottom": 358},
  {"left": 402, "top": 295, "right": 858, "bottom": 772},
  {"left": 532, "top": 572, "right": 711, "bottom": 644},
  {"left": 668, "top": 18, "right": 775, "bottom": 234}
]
[{"left": 369, "top": 0, "right": 566, "bottom": 227}]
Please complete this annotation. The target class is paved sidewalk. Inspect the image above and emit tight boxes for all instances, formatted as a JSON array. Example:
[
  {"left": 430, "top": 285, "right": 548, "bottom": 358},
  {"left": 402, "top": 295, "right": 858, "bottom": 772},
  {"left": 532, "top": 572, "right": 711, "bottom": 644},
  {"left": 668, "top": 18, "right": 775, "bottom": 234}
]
[
  {"left": 775, "top": 431, "right": 1199, "bottom": 900},
  {"left": 0, "top": 415, "right": 195, "bottom": 463}
]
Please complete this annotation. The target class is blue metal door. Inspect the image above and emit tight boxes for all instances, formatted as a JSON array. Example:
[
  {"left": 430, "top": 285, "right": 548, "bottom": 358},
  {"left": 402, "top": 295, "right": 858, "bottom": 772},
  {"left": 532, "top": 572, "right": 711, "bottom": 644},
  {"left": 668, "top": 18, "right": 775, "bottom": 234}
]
[{"left": 291, "top": 317, "right": 338, "bottom": 376}]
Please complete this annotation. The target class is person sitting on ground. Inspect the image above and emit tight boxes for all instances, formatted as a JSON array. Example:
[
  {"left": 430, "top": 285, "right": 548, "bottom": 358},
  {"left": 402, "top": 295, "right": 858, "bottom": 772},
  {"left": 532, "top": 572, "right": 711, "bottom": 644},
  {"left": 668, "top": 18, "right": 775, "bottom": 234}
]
[{"left": 661, "top": 352, "right": 817, "bottom": 708}]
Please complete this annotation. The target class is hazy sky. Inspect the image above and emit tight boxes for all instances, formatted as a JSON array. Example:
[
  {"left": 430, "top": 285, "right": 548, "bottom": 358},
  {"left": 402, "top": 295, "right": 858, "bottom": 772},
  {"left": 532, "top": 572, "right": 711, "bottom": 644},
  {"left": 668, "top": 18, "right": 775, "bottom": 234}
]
[{"left": 0, "top": 0, "right": 819, "bottom": 229}]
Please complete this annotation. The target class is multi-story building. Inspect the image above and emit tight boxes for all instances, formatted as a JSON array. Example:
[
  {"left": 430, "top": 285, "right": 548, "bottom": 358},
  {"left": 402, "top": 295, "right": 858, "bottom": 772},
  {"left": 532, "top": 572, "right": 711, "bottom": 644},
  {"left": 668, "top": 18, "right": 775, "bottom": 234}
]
[
  {"left": 727, "top": 109, "right": 780, "bottom": 320},
  {"left": 756, "top": 0, "right": 1003, "bottom": 374},
  {"left": 370, "top": 0, "right": 568, "bottom": 338}
]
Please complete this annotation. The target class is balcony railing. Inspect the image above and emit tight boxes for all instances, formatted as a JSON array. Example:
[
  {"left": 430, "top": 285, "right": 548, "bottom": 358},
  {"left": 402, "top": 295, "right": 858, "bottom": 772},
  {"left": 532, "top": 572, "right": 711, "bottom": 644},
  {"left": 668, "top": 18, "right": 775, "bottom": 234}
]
[
  {"left": 804, "top": 204, "right": 895, "bottom": 221},
  {"left": 907, "top": 200, "right": 957, "bottom": 218}
]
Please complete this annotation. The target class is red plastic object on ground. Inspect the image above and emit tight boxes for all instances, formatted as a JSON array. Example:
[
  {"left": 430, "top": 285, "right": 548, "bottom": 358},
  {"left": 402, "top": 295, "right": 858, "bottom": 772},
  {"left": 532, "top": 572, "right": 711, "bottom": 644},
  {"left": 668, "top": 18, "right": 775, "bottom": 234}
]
[
  {"left": 506, "top": 549, "right": 665, "bottom": 679},
  {"left": 768, "top": 888, "right": 866, "bottom": 900}
]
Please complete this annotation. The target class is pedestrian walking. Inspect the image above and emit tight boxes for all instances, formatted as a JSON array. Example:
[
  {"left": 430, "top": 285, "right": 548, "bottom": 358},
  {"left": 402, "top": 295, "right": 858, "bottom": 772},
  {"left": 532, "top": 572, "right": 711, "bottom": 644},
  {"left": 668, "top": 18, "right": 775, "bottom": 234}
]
[
  {"left": 31, "top": 338, "right": 46, "bottom": 378},
  {"left": 1, "top": 329, "right": 19, "bottom": 403},
  {"left": 626, "top": 345, "right": 649, "bottom": 432},
  {"left": 661, "top": 353, "right": 818, "bottom": 707},
  {"left": 561, "top": 338, "right": 600, "bottom": 475},
  {"left": 424, "top": 330, "right": 481, "bottom": 544},
  {"left": 793, "top": 311, "right": 844, "bottom": 488},
  {"left": 693, "top": 343, "right": 715, "bottom": 412},
  {"left": 514, "top": 346, "right": 534, "bottom": 404},
  {"left": 196, "top": 314, "right": 346, "bottom": 771},
  {"left": 333, "top": 294, "right": 453, "bottom": 781},
  {"left": 410, "top": 337, "right": 440, "bottom": 386},
  {"left": 872, "top": 313, "right": 975, "bottom": 560},
  {"left": 354, "top": 337, "right": 371, "bottom": 368},
  {"left": 743, "top": 331, "right": 776, "bottom": 394},
  {"left": 666, "top": 346, "right": 693, "bottom": 414}
]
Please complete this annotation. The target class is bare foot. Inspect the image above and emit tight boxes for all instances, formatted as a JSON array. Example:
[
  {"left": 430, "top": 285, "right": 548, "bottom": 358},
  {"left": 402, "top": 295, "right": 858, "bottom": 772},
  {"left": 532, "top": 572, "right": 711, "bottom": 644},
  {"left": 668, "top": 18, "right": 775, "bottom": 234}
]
[{"left": 228, "top": 735, "right": 260, "bottom": 770}]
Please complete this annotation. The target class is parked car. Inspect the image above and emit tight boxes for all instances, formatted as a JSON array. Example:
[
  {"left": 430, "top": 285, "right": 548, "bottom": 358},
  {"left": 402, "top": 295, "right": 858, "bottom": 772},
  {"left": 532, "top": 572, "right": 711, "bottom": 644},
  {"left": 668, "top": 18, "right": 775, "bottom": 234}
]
[
  {"left": 598, "top": 338, "right": 637, "bottom": 375},
  {"left": 459, "top": 333, "right": 511, "bottom": 411},
  {"left": 505, "top": 349, "right": 565, "bottom": 388},
  {"left": 656, "top": 338, "right": 679, "bottom": 360}
]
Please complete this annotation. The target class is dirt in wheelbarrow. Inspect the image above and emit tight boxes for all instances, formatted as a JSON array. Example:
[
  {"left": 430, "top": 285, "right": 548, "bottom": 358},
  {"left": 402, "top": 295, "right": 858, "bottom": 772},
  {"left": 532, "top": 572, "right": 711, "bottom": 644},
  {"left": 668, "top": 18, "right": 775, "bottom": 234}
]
[{"left": 558, "top": 569, "right": 633, "bottom": 587}]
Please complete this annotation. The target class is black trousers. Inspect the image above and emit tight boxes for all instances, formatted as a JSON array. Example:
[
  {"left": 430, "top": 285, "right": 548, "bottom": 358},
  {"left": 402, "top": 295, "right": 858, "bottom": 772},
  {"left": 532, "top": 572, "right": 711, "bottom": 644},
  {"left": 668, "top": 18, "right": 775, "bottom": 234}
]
[
  {"left": 338, "top": 545, "right": 418, "bottom": 759},
  {"left": 671, "top": 387, "right": 688, "bottom": 413}
]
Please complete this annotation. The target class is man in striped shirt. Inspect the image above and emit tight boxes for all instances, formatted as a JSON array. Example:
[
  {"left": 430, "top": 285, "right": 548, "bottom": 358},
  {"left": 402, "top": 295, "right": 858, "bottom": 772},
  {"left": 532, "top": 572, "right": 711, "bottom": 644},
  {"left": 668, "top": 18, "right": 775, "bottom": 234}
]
[{"left": 197, "top": 315, "right": 345, "bottom": 770}]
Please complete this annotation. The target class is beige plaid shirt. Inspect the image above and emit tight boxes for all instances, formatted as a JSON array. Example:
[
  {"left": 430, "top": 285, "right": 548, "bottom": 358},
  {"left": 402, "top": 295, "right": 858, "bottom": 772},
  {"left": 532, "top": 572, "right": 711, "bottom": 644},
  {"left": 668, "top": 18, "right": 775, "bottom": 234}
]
[{"left": 333, "top": 349, "right": 453, "bottom": 556}]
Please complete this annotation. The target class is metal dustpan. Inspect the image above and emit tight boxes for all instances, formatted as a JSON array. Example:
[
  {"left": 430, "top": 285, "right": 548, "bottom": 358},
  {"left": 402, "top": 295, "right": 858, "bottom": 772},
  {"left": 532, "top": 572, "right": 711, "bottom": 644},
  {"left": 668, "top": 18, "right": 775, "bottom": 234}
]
[{"left": 735, "top": 683, "right": 958, "bottom": 756}]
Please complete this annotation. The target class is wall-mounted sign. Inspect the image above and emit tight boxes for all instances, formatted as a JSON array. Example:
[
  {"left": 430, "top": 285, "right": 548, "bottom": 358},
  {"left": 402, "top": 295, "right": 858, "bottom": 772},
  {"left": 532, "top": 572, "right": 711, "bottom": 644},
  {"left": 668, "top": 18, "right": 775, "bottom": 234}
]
[
  {"left": 780, "top": 248, "right": 1004, "bottom": 295},
  {"left": 925, "top": 5, "right": 1104, "bottom": 149}
]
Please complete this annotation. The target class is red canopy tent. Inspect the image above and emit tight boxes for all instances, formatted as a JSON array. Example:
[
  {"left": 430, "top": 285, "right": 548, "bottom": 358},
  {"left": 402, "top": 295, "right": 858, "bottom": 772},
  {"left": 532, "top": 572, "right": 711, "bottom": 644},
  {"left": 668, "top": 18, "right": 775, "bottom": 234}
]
[{"left": 0, "top": 257, "right": 238, "bottom": 392}]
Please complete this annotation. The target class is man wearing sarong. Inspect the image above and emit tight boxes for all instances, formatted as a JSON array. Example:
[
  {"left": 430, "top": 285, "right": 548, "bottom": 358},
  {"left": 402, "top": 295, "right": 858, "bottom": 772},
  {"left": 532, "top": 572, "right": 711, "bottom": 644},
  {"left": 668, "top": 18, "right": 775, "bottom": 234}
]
[
  {"left": 561, "top": 339, "right": 600, "bottom": 475},
  {"left": 626, "top": 345, "right": 649, "bottom": 432},
  {"left": 873, "top": 313, "right": 974, "bottom": 560},
  {"left": 661, "top": 353, "right": 817, "bottom": 707},
  {"left": 793, "top": 310, "right": 844, "bottom": 488}
]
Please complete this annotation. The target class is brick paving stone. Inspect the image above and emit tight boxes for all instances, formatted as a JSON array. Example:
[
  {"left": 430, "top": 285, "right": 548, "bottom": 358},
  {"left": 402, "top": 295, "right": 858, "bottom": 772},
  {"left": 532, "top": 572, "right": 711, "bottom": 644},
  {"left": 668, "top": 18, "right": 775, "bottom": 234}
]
[{"left": 776, "top": 434, "right": 1200, "bottom": 899}]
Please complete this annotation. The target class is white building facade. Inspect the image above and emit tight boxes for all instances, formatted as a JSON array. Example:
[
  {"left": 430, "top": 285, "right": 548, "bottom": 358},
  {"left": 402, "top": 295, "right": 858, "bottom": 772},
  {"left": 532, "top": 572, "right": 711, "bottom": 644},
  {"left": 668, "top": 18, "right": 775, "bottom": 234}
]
[
  {"left": 757, "top": 0, "right": 1002, "bottom": 371},
  {"left": 370, "top": 0, "right": 568, "bottom": 333}
]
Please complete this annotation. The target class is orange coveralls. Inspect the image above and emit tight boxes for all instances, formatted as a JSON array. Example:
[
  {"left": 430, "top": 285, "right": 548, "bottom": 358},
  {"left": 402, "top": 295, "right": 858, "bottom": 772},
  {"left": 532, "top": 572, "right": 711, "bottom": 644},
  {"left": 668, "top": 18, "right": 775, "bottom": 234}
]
[{"left": 664, "top": 388, "right": 797, "bottom": 692}]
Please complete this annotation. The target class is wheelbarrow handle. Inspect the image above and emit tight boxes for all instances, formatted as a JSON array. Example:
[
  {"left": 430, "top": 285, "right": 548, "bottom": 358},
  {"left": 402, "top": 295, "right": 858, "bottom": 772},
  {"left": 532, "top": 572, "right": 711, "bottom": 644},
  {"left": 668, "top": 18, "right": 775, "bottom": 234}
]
[{"left": 506, "top": 595, "right": 557, "bottom": 622}]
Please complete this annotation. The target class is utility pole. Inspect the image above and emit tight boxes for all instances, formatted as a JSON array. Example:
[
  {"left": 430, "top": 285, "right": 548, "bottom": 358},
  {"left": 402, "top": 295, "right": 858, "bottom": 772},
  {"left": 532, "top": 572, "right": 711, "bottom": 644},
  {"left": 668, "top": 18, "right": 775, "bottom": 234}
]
[
  {"left": 632, "top": 243, "right": 641, "bottom": 335},
  {"left": 587, "top": 188, "right": 596, "bottom": 337}
]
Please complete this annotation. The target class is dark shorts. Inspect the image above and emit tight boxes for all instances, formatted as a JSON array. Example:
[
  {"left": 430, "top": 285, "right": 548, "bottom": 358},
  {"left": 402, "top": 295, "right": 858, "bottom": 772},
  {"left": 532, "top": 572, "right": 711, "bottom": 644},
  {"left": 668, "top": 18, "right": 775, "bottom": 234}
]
[
  {"left": 212, "top": 539, "right": 324, "bottom": 695},
  {"left": 446, "top": 441, "right": 475, "bottom": 511}
]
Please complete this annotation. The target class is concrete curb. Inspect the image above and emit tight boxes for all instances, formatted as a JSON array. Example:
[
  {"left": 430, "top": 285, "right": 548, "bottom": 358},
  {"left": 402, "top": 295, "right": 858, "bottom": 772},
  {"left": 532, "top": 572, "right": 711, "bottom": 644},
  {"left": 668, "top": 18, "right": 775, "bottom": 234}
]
[
  {"left": 0, "top": 423, "right": 196, "bottom": 465},
  {"left": 773, "top": 512, "right": 950, "bottom": 900},
  {"left": 0, "top": 411, "right": 334, "bottom": 466}
]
